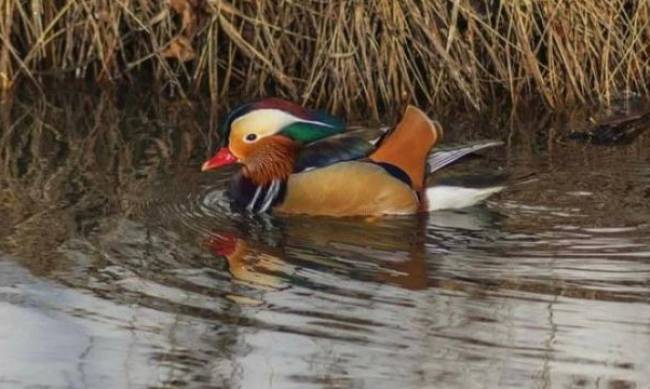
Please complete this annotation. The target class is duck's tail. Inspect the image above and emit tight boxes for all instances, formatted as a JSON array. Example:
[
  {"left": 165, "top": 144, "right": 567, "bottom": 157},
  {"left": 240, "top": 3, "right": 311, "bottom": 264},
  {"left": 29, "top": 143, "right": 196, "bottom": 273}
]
[
  {"left": 370, "top": 106, "right": 443, "bottom": 191},
  {"left": 423, "top": 172, "right": 507, "bottom": 211},
  {"left": 424, "top": 185, "right": 504, "bottom": 211}
]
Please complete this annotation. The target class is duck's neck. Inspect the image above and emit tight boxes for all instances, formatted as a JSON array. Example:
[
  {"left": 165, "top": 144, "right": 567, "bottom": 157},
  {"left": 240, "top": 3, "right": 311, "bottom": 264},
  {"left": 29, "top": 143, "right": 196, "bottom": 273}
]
[{"left": 243, "top": 137, "right": 298, "bottom": 186}]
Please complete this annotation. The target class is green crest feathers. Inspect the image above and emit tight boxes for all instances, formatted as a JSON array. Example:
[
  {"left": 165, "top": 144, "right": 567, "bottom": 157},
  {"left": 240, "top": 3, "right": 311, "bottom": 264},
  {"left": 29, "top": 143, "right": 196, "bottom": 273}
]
[{"left": 279, "top": 121, "right": 345, "bottom": 144}]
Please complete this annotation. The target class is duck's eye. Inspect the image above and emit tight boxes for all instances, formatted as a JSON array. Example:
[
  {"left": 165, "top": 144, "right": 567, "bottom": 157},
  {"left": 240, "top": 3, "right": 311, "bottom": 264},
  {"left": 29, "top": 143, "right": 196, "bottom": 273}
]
[{"left": 245, "top": 133, "right": 258, "bottom": 142}]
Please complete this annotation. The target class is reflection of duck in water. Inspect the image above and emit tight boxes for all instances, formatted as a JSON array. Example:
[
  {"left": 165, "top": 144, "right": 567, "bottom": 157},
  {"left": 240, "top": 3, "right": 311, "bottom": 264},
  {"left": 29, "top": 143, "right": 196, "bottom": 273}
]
[
  {"left": 202, "top": 99, "right": 504, "bottom": 217},
  {"left": 207, "top": 232, "right": 289, "bottom": 290},
  {"left": 206, "top": 210, "right": 501, "bottom": 292}
]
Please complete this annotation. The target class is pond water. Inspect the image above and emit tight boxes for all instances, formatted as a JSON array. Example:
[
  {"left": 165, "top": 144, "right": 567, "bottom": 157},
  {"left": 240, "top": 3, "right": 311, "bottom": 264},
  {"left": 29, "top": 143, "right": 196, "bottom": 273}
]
[{"left": 0, "top": 91, "right": 649, "bottom": 388}]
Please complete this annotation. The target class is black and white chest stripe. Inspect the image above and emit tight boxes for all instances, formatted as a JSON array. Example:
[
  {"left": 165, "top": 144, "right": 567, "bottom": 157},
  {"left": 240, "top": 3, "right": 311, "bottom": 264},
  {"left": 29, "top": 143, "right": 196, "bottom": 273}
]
[
  {"left": 245, "top": 179, "right": 283, "bottom": 213},
  {"left": 228, "top": 172, "right": 286, "bottom": 214}
]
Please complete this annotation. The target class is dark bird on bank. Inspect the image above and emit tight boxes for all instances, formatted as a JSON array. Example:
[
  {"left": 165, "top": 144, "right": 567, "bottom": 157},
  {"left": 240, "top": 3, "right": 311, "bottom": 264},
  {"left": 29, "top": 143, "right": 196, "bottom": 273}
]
[{"left": 568, "top": 110, "right": 650, "bottom": 145}]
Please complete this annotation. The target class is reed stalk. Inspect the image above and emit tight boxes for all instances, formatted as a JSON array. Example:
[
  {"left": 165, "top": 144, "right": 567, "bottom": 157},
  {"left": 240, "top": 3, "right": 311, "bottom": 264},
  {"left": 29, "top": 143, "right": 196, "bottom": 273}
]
[{"left": 0, "top": 0, "right": 647, "bottom": 117}]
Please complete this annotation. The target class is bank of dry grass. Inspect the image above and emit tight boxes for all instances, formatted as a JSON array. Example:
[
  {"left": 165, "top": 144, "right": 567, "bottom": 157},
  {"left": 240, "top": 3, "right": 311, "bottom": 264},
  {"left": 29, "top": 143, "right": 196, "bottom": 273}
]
[{"left": 0, "top": 0, "right": 649, "bottom": 117}]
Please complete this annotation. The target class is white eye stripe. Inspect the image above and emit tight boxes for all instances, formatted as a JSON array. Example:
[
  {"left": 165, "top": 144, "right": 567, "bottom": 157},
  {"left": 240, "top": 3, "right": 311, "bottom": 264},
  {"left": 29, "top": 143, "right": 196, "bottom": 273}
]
[{"left": 230, "top": 108, "right": 337, "bottom": 142}]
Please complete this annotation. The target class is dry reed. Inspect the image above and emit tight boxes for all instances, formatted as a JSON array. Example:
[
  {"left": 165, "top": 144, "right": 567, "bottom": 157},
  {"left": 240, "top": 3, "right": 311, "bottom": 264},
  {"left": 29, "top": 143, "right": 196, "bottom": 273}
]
[{"left": 0, "top": 0, "right": 649, "bottom": 117}]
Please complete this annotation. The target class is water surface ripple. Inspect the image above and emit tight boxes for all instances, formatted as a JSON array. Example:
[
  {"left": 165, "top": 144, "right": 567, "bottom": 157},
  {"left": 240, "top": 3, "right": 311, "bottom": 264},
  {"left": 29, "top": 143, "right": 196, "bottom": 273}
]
[{"left": 1, "top": 100, "right": 649, "bottom": 388}]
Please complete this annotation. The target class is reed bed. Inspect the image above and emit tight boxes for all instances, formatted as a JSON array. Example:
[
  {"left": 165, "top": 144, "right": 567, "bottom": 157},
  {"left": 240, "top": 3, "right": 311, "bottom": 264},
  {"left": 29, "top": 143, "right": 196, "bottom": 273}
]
[{"left": 0, "top": 0, "right": 649, "bottom": 117}]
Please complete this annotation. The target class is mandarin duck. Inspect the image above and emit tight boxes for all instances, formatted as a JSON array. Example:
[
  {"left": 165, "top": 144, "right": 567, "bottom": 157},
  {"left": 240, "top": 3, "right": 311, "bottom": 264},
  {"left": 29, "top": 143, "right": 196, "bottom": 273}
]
[{"left": 201, "top": 98, "right": 504, "bottom": 216}]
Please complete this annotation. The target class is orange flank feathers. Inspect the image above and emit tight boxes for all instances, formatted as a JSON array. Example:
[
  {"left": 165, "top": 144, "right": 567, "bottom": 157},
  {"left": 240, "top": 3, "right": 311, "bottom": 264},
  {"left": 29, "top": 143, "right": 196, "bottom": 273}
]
[
  {"left": 370, "top": 106, "right": 443, "bottom": 191},
  {"left": 275, "top": 161, "right": 418, "bottom": 216}
]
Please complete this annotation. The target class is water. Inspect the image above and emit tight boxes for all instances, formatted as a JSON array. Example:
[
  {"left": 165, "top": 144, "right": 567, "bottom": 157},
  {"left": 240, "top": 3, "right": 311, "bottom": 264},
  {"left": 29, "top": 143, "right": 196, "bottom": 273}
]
[{"left": 1, "top": 92, "right": 649, "bottom": 388}]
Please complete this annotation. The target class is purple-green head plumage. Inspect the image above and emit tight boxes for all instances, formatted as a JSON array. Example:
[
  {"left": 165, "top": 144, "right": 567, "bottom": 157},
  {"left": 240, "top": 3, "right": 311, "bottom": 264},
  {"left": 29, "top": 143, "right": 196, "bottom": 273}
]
[{"left": 218, "top": 98, "right": 346, "bottom": 146}]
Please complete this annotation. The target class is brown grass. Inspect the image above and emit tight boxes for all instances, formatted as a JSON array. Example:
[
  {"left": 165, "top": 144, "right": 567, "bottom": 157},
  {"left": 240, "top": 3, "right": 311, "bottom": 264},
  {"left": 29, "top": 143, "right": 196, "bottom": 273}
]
[{"left": 0, "top": 1, "right": 649, "bottom": 117}]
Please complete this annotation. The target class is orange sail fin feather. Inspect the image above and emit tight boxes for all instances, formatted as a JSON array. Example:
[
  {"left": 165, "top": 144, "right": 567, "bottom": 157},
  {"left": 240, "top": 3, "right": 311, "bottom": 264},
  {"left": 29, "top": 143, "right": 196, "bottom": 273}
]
[
  {"left": 202, "top": 98, "right": 503, "bottom": 216},
  {"left": 370, "top": 106, "right": 443, "bottom": 191}
]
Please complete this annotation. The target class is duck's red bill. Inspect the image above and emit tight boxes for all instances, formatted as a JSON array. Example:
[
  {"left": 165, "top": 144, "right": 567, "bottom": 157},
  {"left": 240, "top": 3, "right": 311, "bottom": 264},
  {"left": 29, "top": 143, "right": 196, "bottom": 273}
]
[{"left": 201, "top": 147, "right": 237, "bottom": 171}]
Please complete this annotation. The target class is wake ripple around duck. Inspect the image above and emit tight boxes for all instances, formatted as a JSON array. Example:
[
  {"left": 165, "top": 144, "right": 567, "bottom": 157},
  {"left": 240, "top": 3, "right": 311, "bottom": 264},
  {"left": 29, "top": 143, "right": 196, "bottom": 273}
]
[
  {"left": 148, "top": 169, "right": 239, "bottom": 238},
  {"left": 44, "top": 147, "right": 650, "bottom": 389}
]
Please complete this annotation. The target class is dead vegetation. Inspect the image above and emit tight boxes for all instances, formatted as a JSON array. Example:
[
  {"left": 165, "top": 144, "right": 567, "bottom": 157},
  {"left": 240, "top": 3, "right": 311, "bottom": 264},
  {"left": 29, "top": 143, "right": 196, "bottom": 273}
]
[{"left": 0, "top": 0, "right": 649, "bottom": 117}]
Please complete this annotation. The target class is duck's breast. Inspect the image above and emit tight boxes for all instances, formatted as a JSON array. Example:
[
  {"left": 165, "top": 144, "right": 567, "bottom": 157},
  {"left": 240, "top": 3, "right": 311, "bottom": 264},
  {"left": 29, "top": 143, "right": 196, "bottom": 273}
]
[{"left": 274, "top": 161, "right": 418, "bottom": 216}]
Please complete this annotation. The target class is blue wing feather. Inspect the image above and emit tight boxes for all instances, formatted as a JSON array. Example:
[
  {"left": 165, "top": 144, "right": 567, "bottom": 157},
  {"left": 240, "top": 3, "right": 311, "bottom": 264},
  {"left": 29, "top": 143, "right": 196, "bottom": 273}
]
[{"left": 294, "top": 134, "right": 374, "bottom": 172}]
